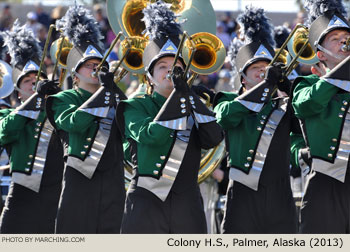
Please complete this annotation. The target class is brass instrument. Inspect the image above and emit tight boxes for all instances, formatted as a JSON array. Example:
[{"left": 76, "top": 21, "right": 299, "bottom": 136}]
[
  {"left": 107, "top": 0, "right": 225, "bottom": 184},
  {"left": 182, "top": 32, "right": 226, "bottom": 76},
  {"left": 50, "top": 36, "right": 73, "bottom": 86},
  {"left": 274, "top": 48, "right": 290, "bottom": 65},
  {"left": 50, "top": 36, "right": 73, "bottom": 70},
  {"left": 35, "top": 24, "right": 56, "bottom": 88},
  {"left": 167, "top": 31, "right": 226, "bottom": 85},
  {"left": 0, "top": 60, "right": 13, "bottom": 99},
  {"left": 286, "top": 25, "right": 318, "bottom": 66},
  {"left": 270, "top": 24, "right": 318, "bottom": 77}
]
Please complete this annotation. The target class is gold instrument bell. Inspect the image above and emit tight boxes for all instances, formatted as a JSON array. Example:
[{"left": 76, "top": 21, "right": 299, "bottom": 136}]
[
  {"left": 50, "top": 37, "right": 73, "bottom": 69},
  {"left": 287, "top": 25, "right": 319, "bottom": 65}
]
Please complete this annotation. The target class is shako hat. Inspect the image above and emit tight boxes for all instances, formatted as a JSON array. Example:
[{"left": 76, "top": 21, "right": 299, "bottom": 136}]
[
  {"left": 56, "top": 3, "right": 106, "bottom": 75},
  {"left": 142, "top": 1, "right": 184, "bottom": 74},
  {"left": 304, "top": 0, "right": 350, "bottom": 51},
  {"left": 230, "top": 6, "right": 276, "bottom": 84},
  {"left": 1, "top": 19, "right": 46, "bottom": 88}
]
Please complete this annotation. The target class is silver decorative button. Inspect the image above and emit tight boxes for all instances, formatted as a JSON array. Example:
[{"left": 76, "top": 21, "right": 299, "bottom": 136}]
[
  {"left": 180, "top": 98, "right": 186, "bottom": 103},
  {"left": 247, "top": 157, "right": 252, "bottom": 161},
  {"left": 105, "top": 92, "right": 111, "bottom": 96},
  {"left": 25, "top": 168, "right": 30, "bottom": 172},
  {"left": 244, "top": 163, "right": 250, "bottom": 168},
  {"left": 338, "top": 113, "right": 343, "bottom": 118},
  {"left": 34, "top": 135, "right": 38, "bottom": 138},
  {"left": 29, "top": 155, "right": 33, "bottom": 158},
  {"left": 330, "top": 146, "right": 335, "bottom": 151},
  {"left": 153, "top": 170, "right": 159, "bottom": 175},
  {"left": 189, "top": 96, "right": 193, "bottom": 100},
  {"left": 249, "top": 149, "right": 254, "bottom": 154},
  {"left": 264, "top": 88, "right": 269, "bottom": 92},
  {"left": 81, "top": 151, "right": 86, "bottom": 155},
  {"left": 160, "top": 155, "right": 166, "bottom": 160},
  {"left": 86, "top": 138, "right": 92, "bottom": 141},
  {"left": 257, "top": 126, "right": 262, "bottom": 131},
  {"left": 84, "top": 145, "right": 89, "bottom": 149},
  {"left": 332, "top": 138, "right": 337, "bottom": 142},
  {"left": 261, "top": 97, "right": 266, "bottom": 101},
  {"left": 181, "top": 109, "right": 186, "bottom": 114},
  {"left": 328, "top": 153, "right": 333, "bottom": 158},
  {"left": 343, "top": 100, "right": 348, "bottom": 106},
  {"left": 181, "top": 103, "right": 186, "bottom": 108},
  {"left": 156, "top": 163, "right": 161, "bottom": 168}
]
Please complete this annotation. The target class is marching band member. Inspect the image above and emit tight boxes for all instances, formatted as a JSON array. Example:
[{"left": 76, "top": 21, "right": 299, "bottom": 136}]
[
  {"left": 292, "top": 0, "right": 350, "bottom": 233},
  {"left": 118, "top": 1, "right": 223, "bottom": 234},
  {"left": 46, "top": 4, "right": 126, "bottom": 234},
  {"left": 214, "top": 6, "right": 298, "bottom": 233},
  {"left": 0, "top": 20, "right": 63, "bottom": 233}
]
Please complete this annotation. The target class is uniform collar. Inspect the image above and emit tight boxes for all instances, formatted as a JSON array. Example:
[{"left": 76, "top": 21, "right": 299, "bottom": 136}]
[
  {"left": 152, "top": 91, "right": 167, "bottom": 107},
  {"left": 76, "top": 87, "right": 93, "bottom": 101}
]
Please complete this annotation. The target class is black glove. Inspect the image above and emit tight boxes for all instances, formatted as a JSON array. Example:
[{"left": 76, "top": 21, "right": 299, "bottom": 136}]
[
  {"left": 171, "top": 66, "right": 190, "bottom": 93},
  {"left": 191, "top": 85, "right": 215, "bottom": 104},
  {"left": 277, "top": 75, "right": 292, "bottom": 94},
  {"left": 36, "top": 79, "right": 60, "bottom": 96},
  {"left": 264, "top": 63, "right": 284, "bottom": 84},
  {"left": 98, "top": 71, "right": 115, "bottom": 90},
  {"left": 299, "top": 147, "right": 312, "bottom": 168}
]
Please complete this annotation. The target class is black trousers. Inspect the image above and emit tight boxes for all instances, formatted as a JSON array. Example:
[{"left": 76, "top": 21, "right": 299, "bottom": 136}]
[
  {"left": 55, "top": 165, "right": 125, "bottom": 234},
  {"left": 121, "top": 185, "right": 207, "bottom": 234},
  {"left": 301, "top": 172, "right": 350, "bottom": 233},
  {"left": 221, "top": 176, "right": 298, "bottom": 234},
  {"left": 0, "top": 180, "right": 61, "bottom": 234}
]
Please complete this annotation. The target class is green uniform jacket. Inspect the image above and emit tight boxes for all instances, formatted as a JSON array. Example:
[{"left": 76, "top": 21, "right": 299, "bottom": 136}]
[
  {"left": 0, "top": 109, "right": 46, "bottom": 174},
  {"left": 48, "top": 88, "right": 100, "bottom": 160},
  {"left": 121, "top": 92, "right": 176, "bottom": 178},
  {"left": 214, "top": 92, "right": 278, "bottom": 173},
  {"left": 292, "top": 74, "right": 350, "bottom": 162}
]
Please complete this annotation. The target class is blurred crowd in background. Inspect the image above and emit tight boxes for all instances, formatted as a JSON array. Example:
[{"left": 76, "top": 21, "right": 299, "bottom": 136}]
[{"left": 0, "top": 2, "right": 328, "bottom": 108}]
